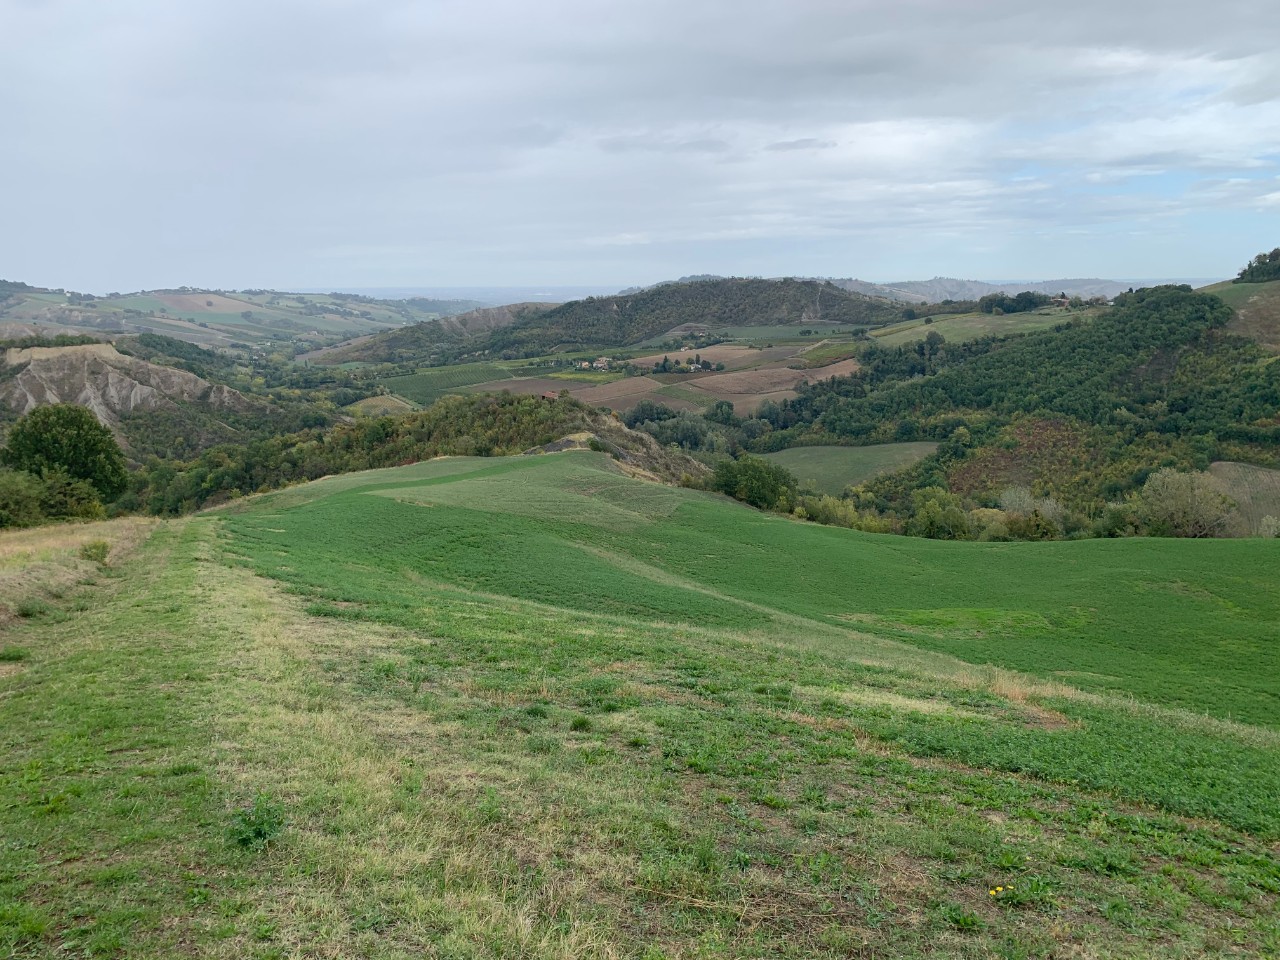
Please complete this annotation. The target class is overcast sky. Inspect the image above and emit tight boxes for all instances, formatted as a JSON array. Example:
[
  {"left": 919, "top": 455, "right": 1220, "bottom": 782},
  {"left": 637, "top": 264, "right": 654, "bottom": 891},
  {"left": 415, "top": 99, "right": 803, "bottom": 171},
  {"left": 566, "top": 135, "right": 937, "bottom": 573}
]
[{"left": 3, "top": 0, "right": 1279, "bottom": 292}]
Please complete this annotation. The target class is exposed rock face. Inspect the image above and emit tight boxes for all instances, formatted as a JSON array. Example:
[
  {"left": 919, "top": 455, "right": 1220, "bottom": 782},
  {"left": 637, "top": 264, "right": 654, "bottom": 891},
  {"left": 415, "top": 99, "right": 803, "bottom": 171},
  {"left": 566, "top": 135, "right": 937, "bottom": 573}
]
[{"left": 0, "top": 343, "right": 261, "bottom": 432}]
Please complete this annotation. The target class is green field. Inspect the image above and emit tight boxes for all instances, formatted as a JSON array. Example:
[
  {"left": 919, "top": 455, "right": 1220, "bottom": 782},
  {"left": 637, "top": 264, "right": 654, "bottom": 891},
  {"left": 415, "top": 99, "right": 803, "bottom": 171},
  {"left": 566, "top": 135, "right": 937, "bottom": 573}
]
[
  {"left": 871, "top": 309, "right": 1084, "bottom": 347},
  {"left": 765, "top": 443, "right": 940, "bottom": 494},
  {"left": 379, "top": 363, "right": 513, "bottom": 404},
  {"left": 3, "top": 453, "right": 1278, "bottom": 957},
  {"left": 797, "top": 339, "right": 860, "bottom": 367}
]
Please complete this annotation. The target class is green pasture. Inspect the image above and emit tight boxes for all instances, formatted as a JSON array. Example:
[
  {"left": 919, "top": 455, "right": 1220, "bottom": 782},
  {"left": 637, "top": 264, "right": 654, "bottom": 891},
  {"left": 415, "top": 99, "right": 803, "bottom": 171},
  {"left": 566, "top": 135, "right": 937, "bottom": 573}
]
[
  {"left": 764, "top": 443, "right": 939, "bottom": 495},
  {"left": 379, "top": 363, "right": 513, "bottom": 404},
  {"left": 871, "top": 309, "right": 1085, "bottom": 347},
  {"left": 3, "top": 453, "right": 1278, "bottom": 957}
]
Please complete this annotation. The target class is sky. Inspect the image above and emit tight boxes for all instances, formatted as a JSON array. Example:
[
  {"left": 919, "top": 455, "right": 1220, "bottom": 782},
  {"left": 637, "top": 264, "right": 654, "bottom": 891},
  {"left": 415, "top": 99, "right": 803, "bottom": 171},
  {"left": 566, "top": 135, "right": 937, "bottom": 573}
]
[{"left": 3, "top": 0, "right": 1279, "bottom": 293}]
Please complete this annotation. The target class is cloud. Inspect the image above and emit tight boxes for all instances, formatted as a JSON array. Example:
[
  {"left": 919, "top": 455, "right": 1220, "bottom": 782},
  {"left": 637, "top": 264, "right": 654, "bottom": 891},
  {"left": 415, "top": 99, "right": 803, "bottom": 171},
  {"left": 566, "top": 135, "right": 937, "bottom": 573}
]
[{"left": 0, "top": 0, "right": 1278, "bottom": 289}]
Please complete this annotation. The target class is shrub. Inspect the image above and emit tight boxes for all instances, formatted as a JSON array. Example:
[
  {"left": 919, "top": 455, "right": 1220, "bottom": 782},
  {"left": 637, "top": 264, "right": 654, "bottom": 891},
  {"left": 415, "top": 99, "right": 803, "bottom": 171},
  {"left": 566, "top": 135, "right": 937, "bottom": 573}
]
[
  {"left": 0, "top": 469, "right": 44, "bottom": 529},
  {"left": 15, "top": 599, "right": 51, "bottom": 619},
  {"left": 228, "top": 793, "right": 286, "bottom": 851},
  {"left": 79, "top": 540, "right": 111, "bottom": 565},
  {"left": 39, "top": 469, "right": 104, "bottom": 521}
]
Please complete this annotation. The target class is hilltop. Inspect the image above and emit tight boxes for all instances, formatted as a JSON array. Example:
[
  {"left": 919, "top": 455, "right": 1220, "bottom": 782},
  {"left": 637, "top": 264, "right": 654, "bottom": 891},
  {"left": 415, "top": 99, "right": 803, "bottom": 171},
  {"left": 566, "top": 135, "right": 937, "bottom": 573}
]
[
  {"left": 463, "top": 277, "right": 902, "bottom": 359},
  {"left": 2, "top": 451, "right": 1277, "bottom": 957}
]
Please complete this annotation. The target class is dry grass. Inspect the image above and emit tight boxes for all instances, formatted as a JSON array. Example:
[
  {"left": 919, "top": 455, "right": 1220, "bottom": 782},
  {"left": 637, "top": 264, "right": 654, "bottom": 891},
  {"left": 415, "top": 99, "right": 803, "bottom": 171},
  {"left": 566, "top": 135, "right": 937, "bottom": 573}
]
[
  {"left": 0, "top": 517, "right": 159, "bottom": 614},
  {"left": 188, "top": 532, "right": 636, "bottom": 958}
]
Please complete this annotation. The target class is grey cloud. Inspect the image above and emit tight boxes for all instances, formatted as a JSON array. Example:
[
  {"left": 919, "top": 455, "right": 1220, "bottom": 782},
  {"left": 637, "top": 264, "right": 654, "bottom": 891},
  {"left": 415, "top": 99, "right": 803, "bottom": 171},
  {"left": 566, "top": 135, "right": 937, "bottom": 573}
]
[
  {"left": 766, "top": 139, "right": 837, "bottom": 152},
  {"left": 1, "top": 0, "right": 1278, "bottom": 290}
]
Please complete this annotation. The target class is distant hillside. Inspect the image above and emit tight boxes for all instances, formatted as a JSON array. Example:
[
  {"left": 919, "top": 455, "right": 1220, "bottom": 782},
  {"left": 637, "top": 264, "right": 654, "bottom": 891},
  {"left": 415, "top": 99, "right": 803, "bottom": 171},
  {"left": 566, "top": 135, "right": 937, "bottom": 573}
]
[
  {"left": 312, "top": 302, "right": 556, "bottom": 365},
  {"left": 839, "top": 277, "right": 1123, "bottom": 303},
  {"left": 830, "top": 276, "right": 1220, "bottom": 304},
  {"left": 0, "top": 342, "right": 311, "bottom": 460},
  {"left": 0, "top": 281, "right": 487, "bottom": 353},
  {"left": 468, "top": 278, "right": 902, "bottom": 358}
]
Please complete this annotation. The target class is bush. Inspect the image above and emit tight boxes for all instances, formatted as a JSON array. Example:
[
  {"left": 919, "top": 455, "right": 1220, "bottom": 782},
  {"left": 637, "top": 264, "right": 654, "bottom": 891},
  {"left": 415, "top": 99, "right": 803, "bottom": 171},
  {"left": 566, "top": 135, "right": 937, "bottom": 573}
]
[
  {"left": 228, "top": 793, "right": 286, "bottom": 851},
  {"left": 79, "top": 540, "right": 111, "bottom": 564},
  {"left": 38, "top": 468, "right": 104, "bottom": 521},
  {"left": 0, "top": 469, "right": 44, "bottom": 529}
]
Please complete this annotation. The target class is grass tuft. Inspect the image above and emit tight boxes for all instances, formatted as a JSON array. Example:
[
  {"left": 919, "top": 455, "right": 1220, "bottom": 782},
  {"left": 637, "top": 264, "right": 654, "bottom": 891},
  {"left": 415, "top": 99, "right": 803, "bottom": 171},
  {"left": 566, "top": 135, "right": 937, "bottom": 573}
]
[{"left": 227, "top": 793, "right": 286, "bottom": 851}]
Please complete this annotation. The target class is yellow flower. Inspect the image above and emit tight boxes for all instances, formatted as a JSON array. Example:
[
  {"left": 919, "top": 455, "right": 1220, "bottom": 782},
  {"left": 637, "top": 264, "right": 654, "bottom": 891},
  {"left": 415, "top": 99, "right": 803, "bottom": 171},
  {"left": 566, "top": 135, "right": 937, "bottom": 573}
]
[{"left": 989, "top": 889, "right": 997, "bottom": 895}]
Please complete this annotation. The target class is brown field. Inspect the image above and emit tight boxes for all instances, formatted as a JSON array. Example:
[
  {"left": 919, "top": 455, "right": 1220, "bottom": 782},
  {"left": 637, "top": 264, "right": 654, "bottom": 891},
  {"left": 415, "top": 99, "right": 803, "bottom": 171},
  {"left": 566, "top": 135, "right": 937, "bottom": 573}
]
[
  {"left": 682, "top": 386, "right": 799, "bottom": 414},
  {"left": 1208, "top": 461, "right": 1280, "bottom": 535},
  {"left": 692, "top": 366, "right": 810, "bottom": 394},
  {"left": 803, "top": 357, "right": 861, "bottom": 379},
  {"left": 572, "top": 376, "right": 671, "bottom": 405}
]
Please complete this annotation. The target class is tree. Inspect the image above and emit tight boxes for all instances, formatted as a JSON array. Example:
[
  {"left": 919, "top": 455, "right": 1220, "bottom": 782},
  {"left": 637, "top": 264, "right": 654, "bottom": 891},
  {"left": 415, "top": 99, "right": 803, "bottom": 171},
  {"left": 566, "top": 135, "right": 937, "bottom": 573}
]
[
  {"left": 2, "top": 404, "right": 128, "bottom": 501},
  {"left": 1135, "top": 468, "right": 1237, "bottom": 538},
  {"left": 710, "top": 455, "right": 796, "bottom": 510}
]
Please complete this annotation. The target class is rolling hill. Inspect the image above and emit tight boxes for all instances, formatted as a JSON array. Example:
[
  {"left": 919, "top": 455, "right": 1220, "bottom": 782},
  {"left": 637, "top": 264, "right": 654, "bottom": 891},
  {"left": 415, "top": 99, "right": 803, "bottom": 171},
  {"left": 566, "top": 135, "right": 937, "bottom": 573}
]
[
  {"left": 0, "top": 281, "right": 488, "bottom": 352},
  {"left": 464, "top": 278, "right": 903, "bottom": 359},
  {"left": 837, "top": 276, "right": 1220, "bottom": 303},
  {"left": 309, "top": 302, "right": 557, "bottom": 365},
  {"left": 2, "top": 450, "right": 1277, "bottom": 957}
]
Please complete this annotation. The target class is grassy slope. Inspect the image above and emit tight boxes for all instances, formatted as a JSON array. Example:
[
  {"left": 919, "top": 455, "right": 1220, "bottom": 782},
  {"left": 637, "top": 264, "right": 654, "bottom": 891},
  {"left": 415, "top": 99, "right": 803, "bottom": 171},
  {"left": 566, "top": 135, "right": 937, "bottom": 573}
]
[
  {"left": 870, "top": 309, "right": 1085, "bottom": 347},
  {"left": 764, "top": 443, "right": 940, "bottom": 495},
  {"left": 1202, "top": 278, "right": 1280, "bottom": 353},
  {"left": 3, "top": 455, "right": 1279, "bottom": 958}
]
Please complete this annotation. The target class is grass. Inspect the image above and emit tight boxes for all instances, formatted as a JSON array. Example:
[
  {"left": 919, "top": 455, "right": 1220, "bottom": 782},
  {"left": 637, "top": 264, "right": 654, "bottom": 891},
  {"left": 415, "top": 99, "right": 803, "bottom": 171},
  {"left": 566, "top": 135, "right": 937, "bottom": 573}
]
[
  {"left": 870, "top": 309, "right": 1088, "bottom": 347},
  {"left": 1201, "top": 278, "right": 1280, "bottom": 353},
  {"left": 764, "top": 443, "right": 940, "bottom": 495},
  {"left": 342, "top": 395, "right": 417, "bottom": 417},
  {"left": 797, "top": 340, "right": 860, "bottom": 367},
  {"left": 379, "top": 362, "right": 513, "bottom": 404},
  {"left": 2, "top": 453, "right": 1278, "bottom": 957}
]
